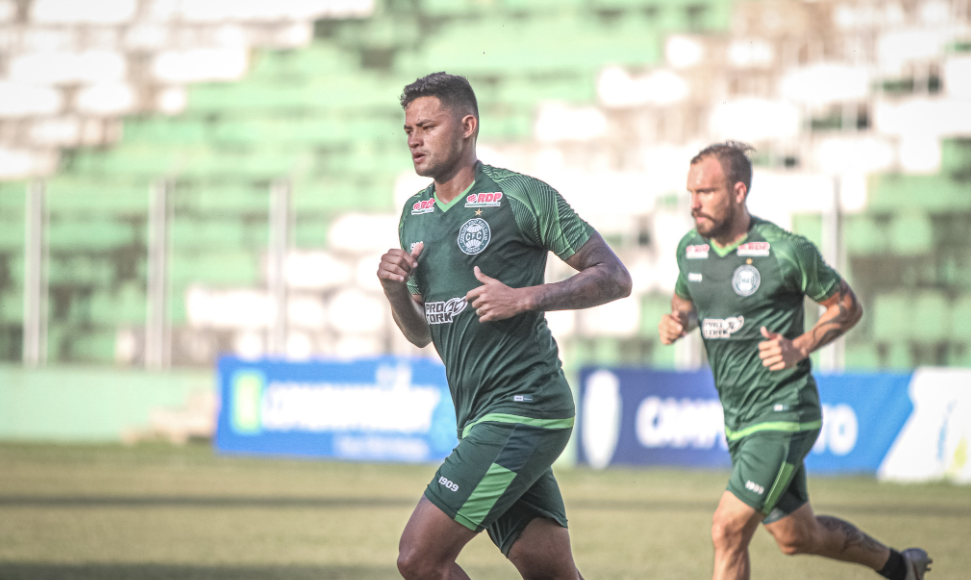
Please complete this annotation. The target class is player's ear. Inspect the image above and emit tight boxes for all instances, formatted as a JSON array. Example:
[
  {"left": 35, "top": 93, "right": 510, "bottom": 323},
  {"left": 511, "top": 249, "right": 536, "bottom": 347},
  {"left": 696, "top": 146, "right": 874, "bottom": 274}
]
[
  {"left": 733, "top": 181, "right": 748, "bottom": 204},
  {"left": 462, "top": 114, "right": 477, "bottom": 140}
]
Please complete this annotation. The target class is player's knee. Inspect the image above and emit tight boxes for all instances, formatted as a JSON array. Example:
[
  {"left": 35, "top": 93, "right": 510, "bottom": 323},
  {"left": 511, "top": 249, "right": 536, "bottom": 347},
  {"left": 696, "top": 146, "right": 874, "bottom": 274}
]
[
  {"left": 710, "top": 515, "right": 745, "bottom": 551},
  {"left": 396, "top": 548, "right": 443, "bottom": 580}
]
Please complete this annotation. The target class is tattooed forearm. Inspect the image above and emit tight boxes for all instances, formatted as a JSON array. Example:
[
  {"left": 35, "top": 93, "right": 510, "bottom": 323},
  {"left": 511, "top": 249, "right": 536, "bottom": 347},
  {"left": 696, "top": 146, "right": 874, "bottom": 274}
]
[
  {"left": 533, "top": 261, "right": 632, "bottom": 311},
  {"left": 532, "top": 232, "right": 632, "bottom": 312},
  {"left": 817, "top": 516, "right": 887, "bottom": 556},
  {"left": 797, "top": 280, "right": 863, "bottom": 355}
]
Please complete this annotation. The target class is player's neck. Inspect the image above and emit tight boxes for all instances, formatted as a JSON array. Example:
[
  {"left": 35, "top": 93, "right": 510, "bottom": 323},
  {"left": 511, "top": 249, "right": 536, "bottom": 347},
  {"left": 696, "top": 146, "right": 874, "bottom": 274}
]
[
  {"left": 711, "top": 210, "right": 752, "bottom": 249},
  {"left": 434, "top": 154, "right": 478, "bottom": 204}
]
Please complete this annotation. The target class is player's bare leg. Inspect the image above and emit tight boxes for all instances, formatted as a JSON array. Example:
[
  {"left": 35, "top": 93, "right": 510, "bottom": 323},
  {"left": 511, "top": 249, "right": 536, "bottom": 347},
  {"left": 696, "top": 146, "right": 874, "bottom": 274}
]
[
  {"left": 764, "top": 502, "right": 889, "bottom": 568},
  {"left": 710, "top": 491, "right": 763, "bottom": 580},
  {"left": 507, "top": 517, "right": 584, "bottom": 580},
  {"left": 397, "top": 496, "right": 477, "bottom": 580}
]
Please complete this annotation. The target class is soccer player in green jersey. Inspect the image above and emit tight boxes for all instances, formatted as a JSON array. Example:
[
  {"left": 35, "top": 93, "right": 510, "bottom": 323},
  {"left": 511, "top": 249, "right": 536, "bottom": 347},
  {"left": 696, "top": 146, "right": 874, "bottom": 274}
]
[
  {"left": 378, "top": 72, "right": 631, "bottom": 580},
  {"left": 658, "top": 142, "right": 932, "bottom": 580}
]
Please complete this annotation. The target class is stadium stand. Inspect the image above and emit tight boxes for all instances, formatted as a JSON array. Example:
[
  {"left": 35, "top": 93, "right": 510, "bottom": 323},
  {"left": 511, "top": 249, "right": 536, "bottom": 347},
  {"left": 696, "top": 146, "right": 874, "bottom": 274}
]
[{"left": 0, "top": 0, "right": 969, "bottom": 372}]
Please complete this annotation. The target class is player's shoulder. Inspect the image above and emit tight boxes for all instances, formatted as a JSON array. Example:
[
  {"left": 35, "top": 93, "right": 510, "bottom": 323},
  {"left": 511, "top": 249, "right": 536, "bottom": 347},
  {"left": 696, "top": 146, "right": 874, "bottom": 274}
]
[
  {"left": 398, "top": 182, "right": 436, "bottom": 220},
  {"left": 676, "top": 228, "right": 705, "bottom": 256},
  {"left": 480, "top": 163, "right": 556, "bottom": 204},
  {"left": 751, "top": 217, "right": 820, "bottom": 257}
]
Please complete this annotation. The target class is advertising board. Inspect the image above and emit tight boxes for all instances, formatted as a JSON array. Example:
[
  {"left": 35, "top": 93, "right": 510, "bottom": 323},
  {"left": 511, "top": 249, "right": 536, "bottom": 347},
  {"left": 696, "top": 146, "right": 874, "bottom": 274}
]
[{"left": 215, "top": 356, "right": 458, "bottom": 463}]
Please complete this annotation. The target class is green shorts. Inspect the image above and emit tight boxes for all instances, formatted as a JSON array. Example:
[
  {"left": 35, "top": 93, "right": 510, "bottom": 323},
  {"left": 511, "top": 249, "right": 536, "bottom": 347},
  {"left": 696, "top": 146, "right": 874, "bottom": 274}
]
[
  {"left": 726, "top": 426, "right": 821, "bottom": 524},
  {"left": 423, "top": 419, "right": 573, "bottom": 555}
]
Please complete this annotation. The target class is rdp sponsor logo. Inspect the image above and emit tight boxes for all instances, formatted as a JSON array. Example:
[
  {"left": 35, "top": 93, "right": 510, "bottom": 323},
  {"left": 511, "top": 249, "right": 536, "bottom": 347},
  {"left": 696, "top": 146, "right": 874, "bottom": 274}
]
[
  {"left": 686, "top": 244, "right": 709, "bottom": 259},
  {"left": 412, "top": 199, "right": 435, "bottom": 215},
  {"left": 737, "top": 242, "right": 770, "bottom": 257},
  {"left": 812, "top": 404, "right": 858, "bottom": 456},
  {"left": 702, "top": 316, "right": 744, "bottom": 339},
  {"left": 425, "top": 297, "right": 467, "bottom": 324},
  {"left": 465, "top": 192, "right": 503, "bottom": 207},
  {"left": 636, "top": 397, "right": 727, "bottom": 449},
  {"left": 438, "top": 476, "right": 459, "bottom": 492}
]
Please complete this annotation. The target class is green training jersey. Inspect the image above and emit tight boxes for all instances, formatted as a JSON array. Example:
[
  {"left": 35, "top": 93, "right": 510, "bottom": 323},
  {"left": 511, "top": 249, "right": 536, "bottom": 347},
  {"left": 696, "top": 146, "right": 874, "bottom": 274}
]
[
  {"left": 674, "top": 217, "right": 842, "bottom": 435},
  {"left": 398, "top": 162, "right": 594, "bottom": 436}
]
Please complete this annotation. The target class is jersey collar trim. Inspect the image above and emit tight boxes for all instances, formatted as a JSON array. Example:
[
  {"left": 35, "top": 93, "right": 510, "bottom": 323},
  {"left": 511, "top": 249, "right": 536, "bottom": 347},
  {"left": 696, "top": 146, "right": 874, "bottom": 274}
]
[
  {"left": 710, "top": 234, "right": 748, "bottom": 257},
  {"left": 434, "top": 180, "right": 476, "bottom": 213}
]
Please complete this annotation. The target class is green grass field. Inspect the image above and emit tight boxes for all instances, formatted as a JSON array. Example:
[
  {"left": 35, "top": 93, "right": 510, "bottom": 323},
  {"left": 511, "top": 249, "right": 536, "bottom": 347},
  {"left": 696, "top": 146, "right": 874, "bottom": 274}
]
[{"left": 0, "top": 443, "right": 967, "bottom": 579}]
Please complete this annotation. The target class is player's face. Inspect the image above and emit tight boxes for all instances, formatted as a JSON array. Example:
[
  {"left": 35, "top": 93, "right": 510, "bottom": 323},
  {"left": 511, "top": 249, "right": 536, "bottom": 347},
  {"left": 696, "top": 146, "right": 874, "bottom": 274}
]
[
  {"left": 404, "top": 96, "right": 466, "bottom": 179},
  {"left": 686, "top": 157, "right": 739, "bottom": 240}
]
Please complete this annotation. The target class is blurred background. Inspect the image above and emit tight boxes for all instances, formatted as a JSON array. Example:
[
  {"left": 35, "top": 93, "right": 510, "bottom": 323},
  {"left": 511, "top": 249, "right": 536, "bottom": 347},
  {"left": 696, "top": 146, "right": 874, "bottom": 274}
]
[{"left": 0, "top": 0, "right": 969, "bottom": 441}]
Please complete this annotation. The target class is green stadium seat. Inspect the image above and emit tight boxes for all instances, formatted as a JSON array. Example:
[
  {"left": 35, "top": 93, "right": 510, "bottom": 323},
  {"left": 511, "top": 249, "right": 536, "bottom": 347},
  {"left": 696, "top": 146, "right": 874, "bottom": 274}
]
[
  {"left": 68, "top": 328, "right": 118, "bottom": 362},
  {"left": 911, "top": 290, "right": 949, "bottom": 342},
  {"left": 47, "top": 255, "right": 115, "bottom": 288},
  {"left": 941, "top": 139, "right": 971, "bottom": 175},
  {"left": 640, "top": 293, "right": 672, "bottom": 337},
  {"left": 843, "top": 216, "right": 887, "bottom": 256},
  {"left": 869, "top": 174, "right": 971, "bottom": 211},
  {"left": 168, "top": 251, "right": 259, "bottom": 286},
  {"left": 872, "top": 292, "right": 909, "bottom": 341},
  {"left": 650, "top": 340, "right": 677, "bottom": 368},
  {"left": 945, "top": 343, "right": 971, "bottom": 367},
  {"left": 888, "top": 211, "right": 934, "bottom": 256},
  {"left": 950, "top": 296, "right": 971, "bottom": 341},
  {"left": 88, "top": 284, "right": 146, "bottom": 325},
  {"left": 884, "top": 341, "right": 914, "bottom": 369},
  {"left": 0, "top": 292, "right": 22, "bottom": 324},
  {"left": 844, "top": 342, "right": 881, "bottom": 369},
  {"left": 174, "top": 184, "right": 271, "bottom": 214},
  {"left": 47, "top": 219, "right": 134, "bottom": 251}
]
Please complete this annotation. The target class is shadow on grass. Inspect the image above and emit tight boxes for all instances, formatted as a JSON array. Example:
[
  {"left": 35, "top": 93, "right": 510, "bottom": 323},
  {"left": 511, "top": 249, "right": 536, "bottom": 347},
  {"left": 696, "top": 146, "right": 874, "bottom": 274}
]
[{"left": 0, "top": 563, "right": 402, "bottom": 580}]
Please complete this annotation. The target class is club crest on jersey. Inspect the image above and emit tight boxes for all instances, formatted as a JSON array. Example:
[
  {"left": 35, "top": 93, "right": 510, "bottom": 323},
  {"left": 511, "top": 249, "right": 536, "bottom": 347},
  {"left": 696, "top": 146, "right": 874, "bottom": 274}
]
[
  {"left": 465, "top": 192, "right": 503, "bottom": 208},
  {"left": 411, "top": 199, "right": 435, "bottom": 215},
  {"left": 737, "top": 242, "right": 770, "bottom": 257},
  {"left": 425, "top": 297, "right": 467, "bottom": 325},
  {"left": 686, "top": 244, "right": 709, "bottom": 259},
  {"left": 732, "top": 265, "right": 761, "bottom": 296},
  {"left": 457, "top": 218, "right": 491, "bottom": 255},
  {"left": 702, "top": 316, "right": 744, "bottom": 339}
]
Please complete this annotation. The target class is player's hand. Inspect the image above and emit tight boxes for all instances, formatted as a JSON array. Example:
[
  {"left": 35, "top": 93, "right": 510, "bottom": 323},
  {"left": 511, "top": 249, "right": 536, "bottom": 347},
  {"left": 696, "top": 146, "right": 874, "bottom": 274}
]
[
  {"left": 466, "top": 266, "right": 525, "bottom": 322},
  {"left": 377, "top": 242, "right": 422, "bottom": 294},
  {"left": 658, "top": 311, "right": 690, "bottom": 344},
  {"left": 758, "top": 326, "right": 808, "bottom": 371}
]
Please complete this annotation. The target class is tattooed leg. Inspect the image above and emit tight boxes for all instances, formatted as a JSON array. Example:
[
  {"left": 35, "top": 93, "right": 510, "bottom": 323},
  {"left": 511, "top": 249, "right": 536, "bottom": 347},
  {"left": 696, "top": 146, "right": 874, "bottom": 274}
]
[{"left": 764, "top": 503, "right": 891, "bottom": 570}]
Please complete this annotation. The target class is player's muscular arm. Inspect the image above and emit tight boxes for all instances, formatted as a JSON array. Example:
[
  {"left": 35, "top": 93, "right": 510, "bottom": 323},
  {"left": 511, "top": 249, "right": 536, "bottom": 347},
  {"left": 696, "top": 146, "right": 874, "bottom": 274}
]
[
  {"left": 658, "top": 293, "right": 697, "bottom": 345},
  {"left": 759, "top": 279, "right": 863, "bottom": 371},
  {"left": 377, "top": 243, "right": 431, "bottom": 347},
  {"left": 466, "top": 232, "right": 632, "bottom": 322}
]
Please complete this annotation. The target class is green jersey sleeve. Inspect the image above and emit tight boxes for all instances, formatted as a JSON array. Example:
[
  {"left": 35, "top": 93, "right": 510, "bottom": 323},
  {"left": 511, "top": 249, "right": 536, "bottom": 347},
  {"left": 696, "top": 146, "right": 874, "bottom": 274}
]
[
  {"left": 778, "top": 235, "right": 841, "bottom": 302},
  {"left": 674, "top": 232, "right": 694, "bottom": 300},
  {"left": 491, "top": 170, "right": 593, "bottom": 261},
  {"left": 398, "top": 198, "right": 422, "bottom": 296}
]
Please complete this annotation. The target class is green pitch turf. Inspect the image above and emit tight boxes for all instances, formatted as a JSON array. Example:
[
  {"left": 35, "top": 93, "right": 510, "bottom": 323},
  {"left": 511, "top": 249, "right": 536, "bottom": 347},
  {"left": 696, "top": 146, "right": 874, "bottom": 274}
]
[{"left": 0, "top": 443, "right": 967, "bottom": 579}]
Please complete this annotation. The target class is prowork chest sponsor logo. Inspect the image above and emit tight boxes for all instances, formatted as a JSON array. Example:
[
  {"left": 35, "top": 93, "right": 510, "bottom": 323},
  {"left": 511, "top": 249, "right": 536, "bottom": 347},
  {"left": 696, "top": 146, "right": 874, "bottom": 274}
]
[
  {"left": 409, "top": 241, "right": 423, "bottom": 253},
  {"left": 425, "top": 297, "right": 467, "bottom": 324},
  {"left": 457, "top": 218, "right": 491, "bottom": 255},
  {"left": 702, "top": 316, "right": 744, "bottom": 339},
  {"left": 465, "top": 192, "right": 503, "bottom": 207},
  {"left": 688, "top": 272, "right": 702, "bottom": 282},
  {"left": 732, "top": 265, "right": 761, "bottom": 296},
  {"left": 737, "top": 242, "right": 770, "bottom": 257},
  {"left": 686, "top": 244, "right": 709, "bottom": 259},
  {"left": 411, "top": 199, "right": 435, "bottom": 215}
]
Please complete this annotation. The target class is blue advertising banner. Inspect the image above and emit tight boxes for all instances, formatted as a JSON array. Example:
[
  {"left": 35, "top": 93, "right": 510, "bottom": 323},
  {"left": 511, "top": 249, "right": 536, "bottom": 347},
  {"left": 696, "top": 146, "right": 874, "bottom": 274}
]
[
  {"left": 577, "top": 367, "right": 913, "bottom": 474},
  {"left": 215, "top": 356, "right": 458, "bottom": 462}
]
